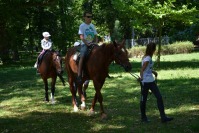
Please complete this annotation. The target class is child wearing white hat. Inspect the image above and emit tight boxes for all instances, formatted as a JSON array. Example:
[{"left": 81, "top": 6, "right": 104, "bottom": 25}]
[{"left": 34, "top": 32, "right": 53, "bottom": 72}]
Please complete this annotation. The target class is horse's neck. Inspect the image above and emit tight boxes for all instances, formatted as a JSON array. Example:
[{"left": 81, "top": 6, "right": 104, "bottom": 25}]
[
  {"left": 43, "top": 51, "right": 53, "bottom": 65},
  {"left": 102, "top": 44, "right": 114, "bottom": 66}
]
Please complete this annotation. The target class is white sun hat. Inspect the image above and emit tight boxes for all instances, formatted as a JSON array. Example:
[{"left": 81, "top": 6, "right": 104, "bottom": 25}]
[{"left": 42, "top": 32, "right": 51, "bottom": 37}]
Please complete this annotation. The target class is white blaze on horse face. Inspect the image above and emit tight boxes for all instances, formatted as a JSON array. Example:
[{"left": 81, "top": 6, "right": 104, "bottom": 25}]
[{"left": 121, "top": 48, "right": 125, "bottom": 52}]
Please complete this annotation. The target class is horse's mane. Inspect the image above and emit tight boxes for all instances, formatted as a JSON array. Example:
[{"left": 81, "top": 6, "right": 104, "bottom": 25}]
[
  {"left": 94, "top": 43, "right": 115, "bottom": 66},
  {"left": 100, "top": 43, "right": 114, "bottom": 56}
]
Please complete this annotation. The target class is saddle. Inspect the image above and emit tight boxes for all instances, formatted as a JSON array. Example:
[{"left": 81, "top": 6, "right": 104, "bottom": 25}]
[
  {"left": 38, "top": 50, "right": 51, "bottom": 66},
  {"left": 73, "top": 44, "right": 97, "bottom": 63},
  {"left": 73, "top": 44, "right": 97, "bottom": 78}
]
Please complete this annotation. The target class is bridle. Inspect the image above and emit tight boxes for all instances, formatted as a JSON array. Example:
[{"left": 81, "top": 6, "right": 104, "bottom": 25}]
[
  {"left": 52, "top": 51, "right": 65, "bottom": 86},
  {"left": 113, "top": 49, "right": 130, "bottom": 72}
]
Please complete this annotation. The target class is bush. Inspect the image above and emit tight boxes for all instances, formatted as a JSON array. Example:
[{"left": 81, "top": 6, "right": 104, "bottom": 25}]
[{"left": 128, "top": 41, "right": 194, "bottom": 58}]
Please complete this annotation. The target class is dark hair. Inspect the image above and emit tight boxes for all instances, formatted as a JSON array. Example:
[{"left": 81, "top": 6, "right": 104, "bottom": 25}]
[
  {"left": 83, "top": 11, "right": 92, "bottom": 17},
  {"left": 145, "top": 43, "right": 156, "bottom": 57}
]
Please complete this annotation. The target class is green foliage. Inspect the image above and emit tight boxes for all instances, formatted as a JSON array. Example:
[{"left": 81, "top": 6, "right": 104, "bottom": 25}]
[
  {"left": 128, "top": 41, "right": 194, "bottom": 57},
  {"left": 0, "top": 0, "right": 199, "bottom": 63},
  {"left": 161, "top": 41, "right": 194, "bottom": 55}
]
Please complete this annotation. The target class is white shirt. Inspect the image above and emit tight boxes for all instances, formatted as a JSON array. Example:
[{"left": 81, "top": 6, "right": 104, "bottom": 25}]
[
  {"left": 141, "top": 56, "right": 155, "bottom": 83},
  {"left": 78, "top": 23, "right": 97, "bottom": 45},
  {"left": 41, "top": 39, "right": 52, "bottom": 50}
]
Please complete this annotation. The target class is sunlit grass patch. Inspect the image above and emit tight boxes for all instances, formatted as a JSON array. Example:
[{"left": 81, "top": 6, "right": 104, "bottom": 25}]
[{"left": 0, "top": 53, "right": 199, "bottom": 133}]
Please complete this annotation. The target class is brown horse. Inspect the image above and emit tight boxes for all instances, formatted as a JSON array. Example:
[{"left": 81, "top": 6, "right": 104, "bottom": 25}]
[
  {"left": 38, "top": 50, "right": 65, "bottom": 104},
  {"left": 65, "top": 40, "right": 132, "bottom": 119}
]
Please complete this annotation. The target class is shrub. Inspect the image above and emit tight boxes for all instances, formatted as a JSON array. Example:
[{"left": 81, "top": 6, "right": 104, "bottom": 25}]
[{"left": 128, "top": 41, "right": 194, "bottom": 58}]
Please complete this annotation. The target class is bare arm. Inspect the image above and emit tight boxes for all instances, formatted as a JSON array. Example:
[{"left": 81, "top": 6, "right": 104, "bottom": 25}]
[
  {"left": 140, "top": 61, "right": 149, "bottom": 80},
  {"left": 152, "top": 70, "right": 158, "bottom": 78},
  {"left": 80, "top": 34, "right": 90, "bottom": 46}
]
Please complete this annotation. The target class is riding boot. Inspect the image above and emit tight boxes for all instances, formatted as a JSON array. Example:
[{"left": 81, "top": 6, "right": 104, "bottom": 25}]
[
  {"left": 157, "top": 98, "right": 174, "bottom": 123},
  {"left": 157, "top": 97, "right": 166, "bottom": 117},
  {"left": 77, "top": 56, "right": 84, "bottom": 85}
]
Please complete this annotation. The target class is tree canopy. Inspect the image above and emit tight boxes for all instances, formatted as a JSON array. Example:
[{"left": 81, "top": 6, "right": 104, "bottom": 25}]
[{"left": 0, "top": 0, "right": 198, "bottom": 62}]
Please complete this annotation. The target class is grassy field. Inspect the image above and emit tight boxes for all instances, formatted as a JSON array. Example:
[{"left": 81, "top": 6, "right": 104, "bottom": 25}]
[{"left": 0, "top": 52, "right": 198, "bottom": 133}]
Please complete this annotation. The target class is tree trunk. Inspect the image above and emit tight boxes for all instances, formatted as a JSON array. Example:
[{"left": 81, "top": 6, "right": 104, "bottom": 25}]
[
  {"left": 157, "top": 19, "right": 163, "bottom": 68},
  {"left": 0, "top": 20, "right": 10, "bottom": 63}
]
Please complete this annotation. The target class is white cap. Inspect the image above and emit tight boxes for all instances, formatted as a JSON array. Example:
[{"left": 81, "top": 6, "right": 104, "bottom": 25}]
[
  {"left": 42, "top": 32, "right": 51, "bottom": 37},
  {"left": 74, "top": 42, "right": 80, "bottom": 46}
]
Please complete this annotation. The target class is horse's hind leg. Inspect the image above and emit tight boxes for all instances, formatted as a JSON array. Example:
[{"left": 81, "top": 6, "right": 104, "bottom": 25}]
[
  {"left": 77, "top": 84, "right": 86, "bottom": 110},
  {"left": 69, "top": 79, "right": 79, "bottom": 112}
]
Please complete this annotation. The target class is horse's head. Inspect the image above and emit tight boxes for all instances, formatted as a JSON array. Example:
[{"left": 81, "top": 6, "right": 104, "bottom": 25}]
[
  {"left": 113, "top": 40, "right": 132, "bottom": 72},
  {"left": 52, "top": 50, "right": 63, "bottom": 75}
]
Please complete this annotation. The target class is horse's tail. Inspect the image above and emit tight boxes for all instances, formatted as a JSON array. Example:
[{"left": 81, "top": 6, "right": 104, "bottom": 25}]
[{"left": 58, "top": 74, "right": 65, "bottom": 86}]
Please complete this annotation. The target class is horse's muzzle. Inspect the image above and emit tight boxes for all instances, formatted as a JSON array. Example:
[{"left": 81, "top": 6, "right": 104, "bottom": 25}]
[
  {"left": 57, "top": 69, "right": 63, "bottom": 75},
  {"left": 124, "top": 64, "right": 132, "bottom": 72}
]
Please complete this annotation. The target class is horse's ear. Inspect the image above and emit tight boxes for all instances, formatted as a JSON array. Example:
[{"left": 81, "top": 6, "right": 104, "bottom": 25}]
[
  {"left": 121, "top": 39, "right": 126, "bottom": 47},
  {"left": 61, "top": 56, "right": 65, "bottom": 61},
  {"left": 113, "top": 40, "right": 118, "bottom": 47},
  {"left": 59, "top": 49, "right": 61, "bottom": 53}
]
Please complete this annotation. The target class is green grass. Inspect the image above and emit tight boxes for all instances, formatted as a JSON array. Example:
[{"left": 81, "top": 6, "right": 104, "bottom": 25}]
[{"left": 0, "top": 53, "right": 199, "bottom": 133}]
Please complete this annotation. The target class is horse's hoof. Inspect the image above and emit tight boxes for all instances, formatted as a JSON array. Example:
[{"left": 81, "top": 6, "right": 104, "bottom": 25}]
[
  {"left": 101, "top": 113, "right": 107, "bottom": 120},
  {"left": 88, "top": 110, "right": 95, "bottom": 116},
  {"left": 74, "top": 106, "right": 79, "bottom": 112},
  {"left": 80, "top": 105, "right": 86, "bottom": 110},
  {"left": 44, "top": 99, "right": 49, "bottom": 102},
  {"left": 80, "top": 102, "right": 86, "bottom": 110},
  {"left": 51, "top": 100, "right": 56, "bottom": 104},
  {"left": 44, "top": 98, "right": 49, "bottom": 102}
]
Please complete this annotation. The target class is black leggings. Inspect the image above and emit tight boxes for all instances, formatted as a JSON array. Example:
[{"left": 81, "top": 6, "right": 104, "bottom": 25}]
[{"left": 140, "top": 81, "right": 166, "bottom": 119}]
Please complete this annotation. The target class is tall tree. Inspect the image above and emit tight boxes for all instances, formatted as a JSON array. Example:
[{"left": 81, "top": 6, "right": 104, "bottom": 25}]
[{"left": 145, "top": 0, "right": 198, "bottom": 66}]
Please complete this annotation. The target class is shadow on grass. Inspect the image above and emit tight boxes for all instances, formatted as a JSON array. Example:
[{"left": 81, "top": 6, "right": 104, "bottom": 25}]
[
  {"left": 0, "top": 110, "right": 132, "bottom": 133},
  {"left": 0, "top": 58, "right": 199, "bottom": 133}
]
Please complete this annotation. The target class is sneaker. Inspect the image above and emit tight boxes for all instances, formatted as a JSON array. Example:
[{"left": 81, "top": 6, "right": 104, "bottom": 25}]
[{"left": 161, "top": 117, "right": 174, "bottom": 123}]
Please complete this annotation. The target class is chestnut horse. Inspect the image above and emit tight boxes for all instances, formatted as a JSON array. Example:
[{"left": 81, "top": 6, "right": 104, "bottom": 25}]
[
  {"left": 38, "top": 50, "right": 65, "bottom": 104},
  {"left": 65, "top": 40, "right": 132, "bottom": 119}
]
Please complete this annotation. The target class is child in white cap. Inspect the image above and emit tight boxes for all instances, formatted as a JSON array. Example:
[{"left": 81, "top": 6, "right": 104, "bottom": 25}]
[{"left": 34, "top": 32, "right": 52, "bottom": 71}]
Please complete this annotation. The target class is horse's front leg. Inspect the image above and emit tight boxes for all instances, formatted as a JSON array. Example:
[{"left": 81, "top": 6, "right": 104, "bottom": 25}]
[
  {"left": 92, "top": 79, "right": 107, "bottom": 119},
  {"left": 43, "top": 79, "right": 49, "bottom": 102},
  {"left": 89, "top": 92, "right": 97, "bottom": 115},
  {"left": 69, "top": 81, "right": 79, "bottom": 112},
  {"left": 77, "top": 84, "right": 86, "bottom": 110},
  {"left": 51, "top": 77, "right": 57, "bottom": 104}
]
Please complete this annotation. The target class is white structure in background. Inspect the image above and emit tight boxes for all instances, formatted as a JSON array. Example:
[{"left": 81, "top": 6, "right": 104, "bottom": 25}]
[{"left": 130, "top": 36, "right": 170, "bottom": 47}]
